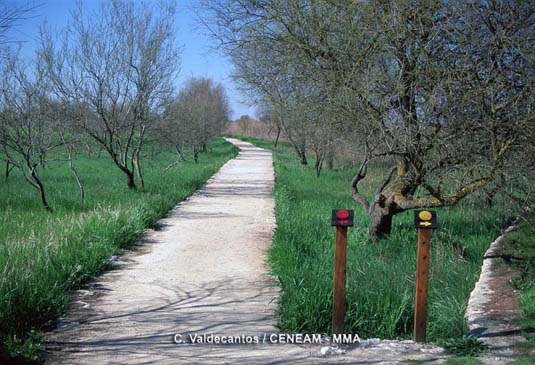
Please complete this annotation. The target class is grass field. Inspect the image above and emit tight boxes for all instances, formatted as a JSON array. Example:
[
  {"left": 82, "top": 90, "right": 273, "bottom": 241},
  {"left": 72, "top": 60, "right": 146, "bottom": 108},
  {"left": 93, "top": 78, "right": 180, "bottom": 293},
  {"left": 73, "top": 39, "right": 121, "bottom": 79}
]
[
  {"left": 0, "top": 138, "right": 238, "bottom": 360},
  {"left": 231, "top": 135, "right": 522, "bottom": 344},
  {"left": 2, "top": 134, "right": 530, "bottom": 361}
]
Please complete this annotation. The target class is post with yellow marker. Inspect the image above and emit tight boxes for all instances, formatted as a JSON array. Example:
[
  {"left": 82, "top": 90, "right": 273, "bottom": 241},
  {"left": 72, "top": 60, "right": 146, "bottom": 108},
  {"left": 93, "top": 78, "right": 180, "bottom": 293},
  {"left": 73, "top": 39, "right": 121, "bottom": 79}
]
[{"left": 413, "top": 210, "right": 437, "bottom": 343}]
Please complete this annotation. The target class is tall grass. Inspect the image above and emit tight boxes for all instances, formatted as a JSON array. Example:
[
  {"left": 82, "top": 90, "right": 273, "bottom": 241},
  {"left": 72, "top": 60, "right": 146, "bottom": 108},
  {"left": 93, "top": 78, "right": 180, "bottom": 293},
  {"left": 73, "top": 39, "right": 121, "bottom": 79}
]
[
  {"left": 238, "top": 136, "right": 515, "bottom": 342},
  {"left": 503, "top": 219, "right": 535, "bottom": 332},
  {"left": 0, "top": 138, "right": 237, "bottom": 359}
]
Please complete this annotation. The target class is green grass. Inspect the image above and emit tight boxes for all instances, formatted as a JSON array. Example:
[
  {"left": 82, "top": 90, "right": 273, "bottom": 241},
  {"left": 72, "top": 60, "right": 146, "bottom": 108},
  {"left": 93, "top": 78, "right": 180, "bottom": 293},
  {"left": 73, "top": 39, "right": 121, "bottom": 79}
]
[
  {"left": 438, "top": 336, "right": 488, "bottom": 357},
  {"left": 510, "top": 356, "right": 535, "bottom": 365},
  {"left": 501, "top": 216, "right": 535, "bottom": 358},
  {"left": 442, "top": 357, "right": 482, "bottom": 365},
  {"left": 235, "top": 136, "right": 517, "bottom": 344},
  {"left": 0, "top": 138, "right": 238, "bottom": 361}
]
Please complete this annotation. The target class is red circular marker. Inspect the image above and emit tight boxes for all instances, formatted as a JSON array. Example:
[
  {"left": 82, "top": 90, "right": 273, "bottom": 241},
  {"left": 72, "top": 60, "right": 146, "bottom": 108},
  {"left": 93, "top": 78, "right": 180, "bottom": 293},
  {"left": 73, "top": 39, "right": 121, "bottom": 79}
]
[{"left": 336, "top": 210, "right": 350, "bottom": 219}]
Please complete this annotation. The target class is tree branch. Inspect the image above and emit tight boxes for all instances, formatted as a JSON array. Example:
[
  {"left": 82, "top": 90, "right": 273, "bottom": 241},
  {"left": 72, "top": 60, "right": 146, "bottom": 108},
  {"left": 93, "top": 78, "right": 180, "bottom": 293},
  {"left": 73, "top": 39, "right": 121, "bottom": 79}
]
[
  {"left": 351, "top": 159, "right": 371, "bottom": 213},
  {"left": 393, "top": 175, "right": 492, "bottom": 209}
]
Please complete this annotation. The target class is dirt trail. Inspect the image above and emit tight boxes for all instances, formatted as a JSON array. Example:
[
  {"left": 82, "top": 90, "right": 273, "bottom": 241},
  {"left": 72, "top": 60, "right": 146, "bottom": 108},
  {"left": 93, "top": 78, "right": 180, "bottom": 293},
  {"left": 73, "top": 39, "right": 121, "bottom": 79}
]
[
  {"left": 45, "top": 139, "right": 448, "bottom": 364},
  {"left": 45, "top": 138, "right": 307, "bottom": 364},
  {"left": 467, "top": 224, "right": 532, "bottom": 364}
]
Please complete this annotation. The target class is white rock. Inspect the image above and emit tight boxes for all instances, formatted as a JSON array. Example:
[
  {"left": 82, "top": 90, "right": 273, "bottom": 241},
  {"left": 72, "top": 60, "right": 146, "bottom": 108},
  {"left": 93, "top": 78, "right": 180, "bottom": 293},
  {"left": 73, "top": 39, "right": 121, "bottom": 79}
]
[
  {"left": 75, "top": 300, "right": 90, "bottom": 309},
  {"left": 57, "top": 321, "right": 80, "bottom": 329},
  {"left": 320, "top": 346, "right": 346, "bottom": 356},
  {"left": 77, "top": 289, "right": 94, "bottom": 297},
  {"left": 359, "top": 338, "right": 381, "bottom": 347}
]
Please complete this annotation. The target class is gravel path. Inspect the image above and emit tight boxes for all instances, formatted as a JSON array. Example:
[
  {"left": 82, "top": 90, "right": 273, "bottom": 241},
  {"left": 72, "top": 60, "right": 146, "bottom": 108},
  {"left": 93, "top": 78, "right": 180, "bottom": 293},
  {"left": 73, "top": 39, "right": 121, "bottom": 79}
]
[
  {"left": 45, "top": 139, "right": 449, "bottom": 364},
  {"left": 467, "top": 224, "right": 532, "bottom": 364}
]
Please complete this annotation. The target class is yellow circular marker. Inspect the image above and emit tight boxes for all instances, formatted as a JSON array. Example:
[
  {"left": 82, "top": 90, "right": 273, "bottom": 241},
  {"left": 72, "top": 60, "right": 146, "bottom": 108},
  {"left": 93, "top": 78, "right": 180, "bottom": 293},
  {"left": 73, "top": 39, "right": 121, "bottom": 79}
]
[{"left": 419, "top": 211, "right": 433, "bottom": 221}]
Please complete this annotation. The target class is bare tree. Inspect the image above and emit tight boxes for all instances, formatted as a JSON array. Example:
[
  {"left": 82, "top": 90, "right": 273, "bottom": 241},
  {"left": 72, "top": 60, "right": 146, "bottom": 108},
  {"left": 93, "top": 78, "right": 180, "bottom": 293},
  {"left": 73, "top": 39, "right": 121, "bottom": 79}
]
[
  {"left": 0, "top": 50, "right": 59, "bottom": 211},
  {"left": 230, "top": 41, "right": 310, "bottom": 165},
  {"left": 236, "top": 114, "right": 251, "bottom": 135},
  {"left": 50, "top": 101, "right": 86, "bottom": 204},
  {"left": 0, "top": 1, "right": 36, "bottom": 46},
  {"left": 200, "top": 0, "right": 535, "bottom": 241},
  {"left": 40, "top": 0, "right": 180, "bottom": 190},
  {"left": 257, "top": 101, "right": 282, "bottom": 146},
  {"left": 164, "top": 77, "right": 231, "bottom": 164}
]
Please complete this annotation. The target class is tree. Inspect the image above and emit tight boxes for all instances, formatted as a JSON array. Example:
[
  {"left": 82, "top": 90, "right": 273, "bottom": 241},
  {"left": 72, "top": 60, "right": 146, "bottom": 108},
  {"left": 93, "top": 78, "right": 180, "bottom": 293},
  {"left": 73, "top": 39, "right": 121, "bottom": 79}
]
[
  {"left": 0, "top": 1, "right": 35, "bottom": 46},
  {"left": 163, "top": 77, "right": 230, "bottom": 164},
  {"left": 236, "top": 114, "right": 251, "bottom": 135},
  {"left": 200, "top": 0, "right": 535, "bottom": 241},
  {"left": 257, "top": 101, "right": 282, "bottom": 146},
  {"left": 0, "top": 50, "right": 58, "bottom": 211},
  {"left": 52, "top": 101, "right": 87, "bottom": 204},
  {"left": 40, "top": 0, "right": 180, "bottom": 190}
]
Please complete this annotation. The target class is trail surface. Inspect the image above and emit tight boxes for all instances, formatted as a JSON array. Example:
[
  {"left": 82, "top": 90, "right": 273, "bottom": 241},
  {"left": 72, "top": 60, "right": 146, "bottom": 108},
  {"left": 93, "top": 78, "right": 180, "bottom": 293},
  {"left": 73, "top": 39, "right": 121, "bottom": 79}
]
[
  {"left": 467, "top": 223, "right": 533, "bottom": 364},
  {"left": 45, "top": 139, "right": 448, "bottom": 364}
]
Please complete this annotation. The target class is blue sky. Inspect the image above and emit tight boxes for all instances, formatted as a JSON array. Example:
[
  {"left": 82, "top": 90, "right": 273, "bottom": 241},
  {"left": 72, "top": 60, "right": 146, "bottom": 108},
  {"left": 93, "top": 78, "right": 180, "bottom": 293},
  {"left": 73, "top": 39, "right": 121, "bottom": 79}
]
[{"left": 4, "top": 0, "right": 256, "bottom": 120}]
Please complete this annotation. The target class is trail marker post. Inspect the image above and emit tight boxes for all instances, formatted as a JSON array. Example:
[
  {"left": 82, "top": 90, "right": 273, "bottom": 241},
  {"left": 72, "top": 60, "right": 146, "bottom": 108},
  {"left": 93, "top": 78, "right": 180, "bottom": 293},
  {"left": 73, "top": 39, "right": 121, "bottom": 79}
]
[
  {"left": 413, "top": 210, "right": 437, "bottom": 343},
  {"left": 331, "top": 209, "right": 354, "bottom": 335}
]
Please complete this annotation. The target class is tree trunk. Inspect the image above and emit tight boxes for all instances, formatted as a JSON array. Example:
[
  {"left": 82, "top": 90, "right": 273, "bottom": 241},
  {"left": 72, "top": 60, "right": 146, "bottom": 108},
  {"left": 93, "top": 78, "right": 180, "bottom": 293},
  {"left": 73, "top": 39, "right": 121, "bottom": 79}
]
[
  {"left": 124, "top": 169, "right": 136, "bottom": 190},
  {"left": 133, "top": 153, "right": 144, "bottom": 190},
  {"left": 368, "top": 204, "right": 394, "bottom": 242},
  {"left": 286, "top": 134, "right": 308, "bottom": 165},
  {"left": 326, "top": 145, "right": 334, "bottom": 170},
  {"left": 68, "top": 150, "right": 84, "bottom": 204},
  {"left": 485, "top": 190, "right": 496, "bottom": 207},
  {"left": 5, "top": 161, "right": 12, "bottom": 182},
  {"left": 314, "top": 152, "right": 324, "bottom": 177},
  {"left": 327, "top": 156, "right": 334, "bottom": 170},
  {"left": 177, "top": 144, "right": 187, "bottom": 161},
  {"left": 30, "top": 168, "right": 51, "bottom": 212},
  {"left": 61, "top": 131, "right": 85, "bottom": 204},
  {"left": 298, "top": 151, "right": 308, "bottom": 165},
  {"left": 297, "top": 136, "right": 307, "bottom": 165},
  {"left": 273, "top": 125, "right": 281, "bottom": 147},
  {"left": 193, "top": 145, "right": 199, "bottom": 163},
  {"left": 40, "top": 152, "right": 46, "bottom": 169}
]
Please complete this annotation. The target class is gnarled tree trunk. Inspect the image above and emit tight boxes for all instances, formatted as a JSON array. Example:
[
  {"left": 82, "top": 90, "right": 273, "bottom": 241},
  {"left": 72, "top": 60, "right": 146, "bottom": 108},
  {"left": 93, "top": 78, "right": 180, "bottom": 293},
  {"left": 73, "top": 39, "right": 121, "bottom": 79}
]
[
  {"left": 368, "top": 204, "right": 395, "bottom": 242},
  {"left": 351, "top": 156, "right": 492, "bottom": 242}
]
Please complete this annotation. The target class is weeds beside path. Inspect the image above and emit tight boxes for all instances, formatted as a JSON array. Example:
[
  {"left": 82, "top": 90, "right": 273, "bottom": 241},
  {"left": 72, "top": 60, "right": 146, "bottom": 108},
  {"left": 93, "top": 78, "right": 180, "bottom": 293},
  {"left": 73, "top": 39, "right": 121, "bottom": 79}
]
[
  {"left": 233, "top": 136, "right": 521, "bottom": 345},
  {"left": 44, "top": 138, "right": 452, "bottom": 364},
  {"left": 0, "top": 138, "right": 237, "bottom": 361}
]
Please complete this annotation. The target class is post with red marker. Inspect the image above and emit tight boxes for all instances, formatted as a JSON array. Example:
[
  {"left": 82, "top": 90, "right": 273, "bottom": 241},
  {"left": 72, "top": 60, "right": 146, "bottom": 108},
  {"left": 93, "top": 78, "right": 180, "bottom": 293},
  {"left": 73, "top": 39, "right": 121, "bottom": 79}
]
[{"left": 331, "top": 209, "right": 354, "bottom": 335}]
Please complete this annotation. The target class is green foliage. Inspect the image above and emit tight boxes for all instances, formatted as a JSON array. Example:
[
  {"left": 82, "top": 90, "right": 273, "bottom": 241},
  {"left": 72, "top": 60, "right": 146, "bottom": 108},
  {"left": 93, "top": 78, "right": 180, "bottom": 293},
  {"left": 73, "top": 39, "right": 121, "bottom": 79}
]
[
  {"left": 3, "top": 330, "right": 44, "bottom": 362},
  {"left": 0, "top": 138, "right": 237, "bottom": 360},
  {"left": 438, "top": 336, "right": 488, "bottom": 357},
  {"left": 520, "top": 289, "right": 535, "bottom": 327},
  {"left": 236, "top": 137, "right": 514, "bottom": 343}
]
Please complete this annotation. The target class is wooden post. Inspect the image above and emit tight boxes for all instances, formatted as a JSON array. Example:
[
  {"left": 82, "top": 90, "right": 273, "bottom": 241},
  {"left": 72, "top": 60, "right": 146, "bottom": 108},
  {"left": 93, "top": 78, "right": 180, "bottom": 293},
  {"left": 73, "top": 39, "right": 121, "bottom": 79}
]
[
  {"left": 332, "top": 225, "right": 347, "bottom": 335},
  {"left": 414, "top": 228, "right": 431, "bottom": 343}
]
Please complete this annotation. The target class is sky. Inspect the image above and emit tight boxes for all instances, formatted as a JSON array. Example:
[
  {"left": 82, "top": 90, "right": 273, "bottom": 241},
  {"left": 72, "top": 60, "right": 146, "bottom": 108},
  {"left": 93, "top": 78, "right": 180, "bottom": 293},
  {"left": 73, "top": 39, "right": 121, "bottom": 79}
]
[{"left": 3, "top": 0, "right": 257, "bottom": 120}]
